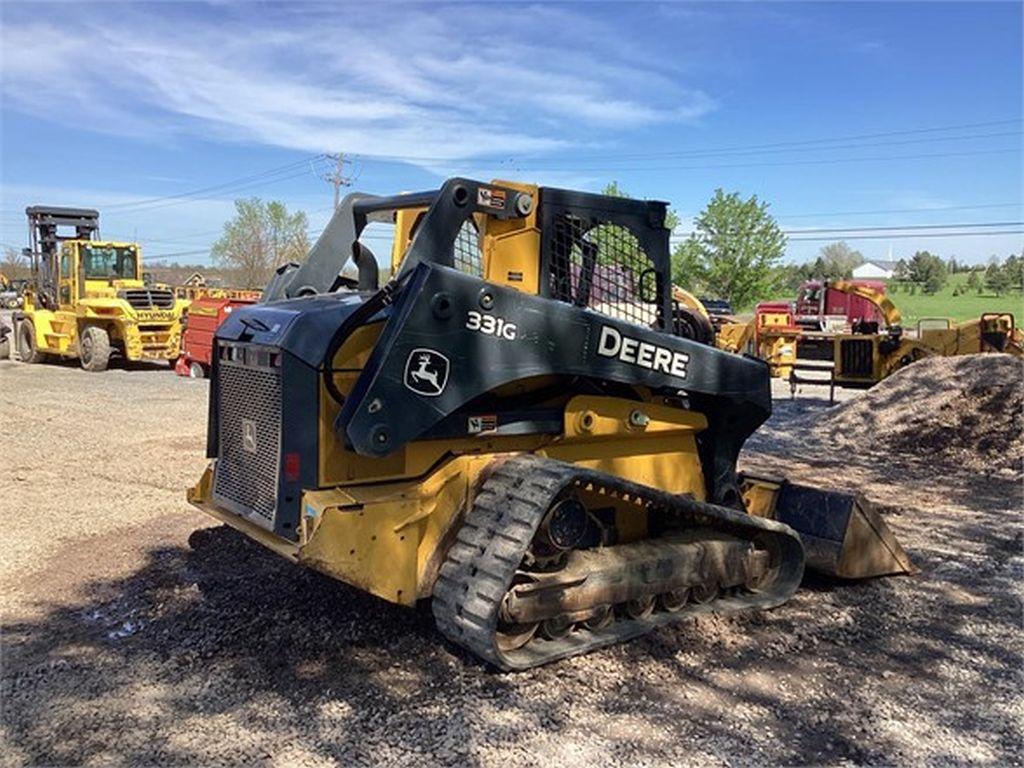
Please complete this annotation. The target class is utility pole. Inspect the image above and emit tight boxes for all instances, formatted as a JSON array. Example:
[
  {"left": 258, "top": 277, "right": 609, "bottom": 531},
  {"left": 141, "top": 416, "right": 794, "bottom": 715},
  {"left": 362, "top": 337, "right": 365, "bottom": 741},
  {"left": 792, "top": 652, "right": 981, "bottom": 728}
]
[{"left": 321, "top": 153, "right": 357, "bottom": 209}]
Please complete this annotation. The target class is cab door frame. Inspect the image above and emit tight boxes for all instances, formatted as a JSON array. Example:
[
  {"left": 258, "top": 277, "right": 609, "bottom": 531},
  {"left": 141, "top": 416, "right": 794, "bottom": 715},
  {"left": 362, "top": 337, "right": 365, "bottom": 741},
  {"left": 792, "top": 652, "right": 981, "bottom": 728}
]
[{"left": 57, "top": 242, "right": 78, "bottom": 308}]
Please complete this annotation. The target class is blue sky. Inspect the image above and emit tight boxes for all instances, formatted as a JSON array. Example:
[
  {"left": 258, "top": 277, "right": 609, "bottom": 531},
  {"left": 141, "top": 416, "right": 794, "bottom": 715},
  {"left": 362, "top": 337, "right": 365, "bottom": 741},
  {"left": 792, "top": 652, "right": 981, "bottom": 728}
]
[{"left": 1, "top": 1, "right": 1021, "bottom": 268}]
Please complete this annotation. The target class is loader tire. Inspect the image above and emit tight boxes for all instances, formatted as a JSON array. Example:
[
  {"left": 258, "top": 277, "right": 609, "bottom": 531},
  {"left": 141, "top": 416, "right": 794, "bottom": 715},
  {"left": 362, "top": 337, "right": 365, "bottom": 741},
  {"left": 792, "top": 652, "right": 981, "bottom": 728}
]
[
  {"left": 79, "top": 325, "right": 111, "bottom": 372},
  {"left": 672, "top": 307, "right": 715, "bottom": 346},
  {"left": 0, "top": 333, "right": 9, "bottom": 361},
  {"left": 17, "top": 321, "right": 46, "bottom": 364}
]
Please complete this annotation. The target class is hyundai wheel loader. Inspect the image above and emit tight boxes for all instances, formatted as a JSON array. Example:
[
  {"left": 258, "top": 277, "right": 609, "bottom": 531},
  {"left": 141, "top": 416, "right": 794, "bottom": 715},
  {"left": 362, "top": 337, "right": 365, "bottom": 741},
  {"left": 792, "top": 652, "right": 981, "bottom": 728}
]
[{"left": 188, "top": 179, "right": 912, "bottom": 670}]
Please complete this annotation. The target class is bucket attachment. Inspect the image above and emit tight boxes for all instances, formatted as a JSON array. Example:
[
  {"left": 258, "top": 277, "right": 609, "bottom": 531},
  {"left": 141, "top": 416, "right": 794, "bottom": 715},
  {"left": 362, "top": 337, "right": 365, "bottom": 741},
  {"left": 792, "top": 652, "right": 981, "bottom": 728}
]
[{"left": 740, "top": 473, "right": 915, "bottom": 579}]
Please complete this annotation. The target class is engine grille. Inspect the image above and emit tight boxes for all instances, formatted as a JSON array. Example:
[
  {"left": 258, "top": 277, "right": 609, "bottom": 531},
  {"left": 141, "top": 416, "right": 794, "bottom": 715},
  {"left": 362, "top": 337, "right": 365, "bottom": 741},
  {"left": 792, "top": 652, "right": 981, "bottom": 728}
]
[
  {"left": 797, "top": 335, "right": 835, "bottom": 362},
  {"left": 213, "top": 353, "right": 282, "bottom": 529},
  {"left": 119, "top": 288, "right": 175, "bottom": 309},
  {"left": 840, "top": 338, "right": 874, "bottom": 377}
]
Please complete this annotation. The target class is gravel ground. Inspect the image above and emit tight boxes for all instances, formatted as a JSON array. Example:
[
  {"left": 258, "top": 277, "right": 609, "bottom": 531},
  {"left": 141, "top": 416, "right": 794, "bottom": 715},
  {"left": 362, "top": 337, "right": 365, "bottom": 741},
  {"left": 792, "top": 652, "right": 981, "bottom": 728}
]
[{"left": 1, "top": 355, "right": 1021, "bottom": 767}]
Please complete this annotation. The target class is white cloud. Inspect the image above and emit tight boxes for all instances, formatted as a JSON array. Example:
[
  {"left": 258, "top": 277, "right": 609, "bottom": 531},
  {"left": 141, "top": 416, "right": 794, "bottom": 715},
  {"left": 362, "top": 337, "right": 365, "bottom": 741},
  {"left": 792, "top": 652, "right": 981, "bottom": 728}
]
[{"left": 0, "top": 3, "right": 716, "bottom": 165}]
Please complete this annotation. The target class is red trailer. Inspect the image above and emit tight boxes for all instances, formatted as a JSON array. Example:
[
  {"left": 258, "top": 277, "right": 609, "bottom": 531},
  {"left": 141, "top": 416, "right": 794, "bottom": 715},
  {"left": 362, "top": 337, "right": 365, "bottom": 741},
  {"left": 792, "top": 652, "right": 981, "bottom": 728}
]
[{"left": 174, "top": 296, "right": 256, "bottom": 378}]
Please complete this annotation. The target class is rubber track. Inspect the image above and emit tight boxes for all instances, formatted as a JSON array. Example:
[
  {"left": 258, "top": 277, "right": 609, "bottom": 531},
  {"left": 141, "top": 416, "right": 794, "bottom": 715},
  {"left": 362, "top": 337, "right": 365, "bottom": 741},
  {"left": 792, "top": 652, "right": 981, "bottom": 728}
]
[{"left": 432, "top": 455, "right": 805, "bottom": 671}]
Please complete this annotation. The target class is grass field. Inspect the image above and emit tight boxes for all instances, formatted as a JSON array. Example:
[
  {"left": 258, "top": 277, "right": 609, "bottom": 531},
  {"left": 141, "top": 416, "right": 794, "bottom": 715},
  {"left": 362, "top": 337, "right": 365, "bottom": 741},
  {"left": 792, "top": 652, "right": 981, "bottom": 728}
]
[{"left": 885, "top": 273, "right": 1024, "bottom": 326}]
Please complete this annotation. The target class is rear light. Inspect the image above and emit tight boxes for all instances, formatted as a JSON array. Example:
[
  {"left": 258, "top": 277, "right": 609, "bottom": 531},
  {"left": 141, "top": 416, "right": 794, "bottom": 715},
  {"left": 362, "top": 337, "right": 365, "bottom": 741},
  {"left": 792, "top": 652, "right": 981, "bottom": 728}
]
[{"left": 283, "top": 452, "right": 300, "bottom": 482}]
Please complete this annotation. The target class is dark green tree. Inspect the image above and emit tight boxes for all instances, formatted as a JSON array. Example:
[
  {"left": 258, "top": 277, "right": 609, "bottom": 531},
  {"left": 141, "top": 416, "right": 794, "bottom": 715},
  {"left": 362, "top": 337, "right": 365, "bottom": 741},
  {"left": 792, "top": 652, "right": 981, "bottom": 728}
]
[
  {"left": 984, "top": 258, "right": 1010, "bottom": 296},
  {"left": 965, "top": 269, "right": 982, "bottom": 295},
  {"left": 908, "top": 250, "right": 947, "bottom": 294},
  {"left": 1002, "top": 253, "right": 1023, "bottom": 293},
  {"left": 893, "top": 258, "right": 910, "bottom": 282}
]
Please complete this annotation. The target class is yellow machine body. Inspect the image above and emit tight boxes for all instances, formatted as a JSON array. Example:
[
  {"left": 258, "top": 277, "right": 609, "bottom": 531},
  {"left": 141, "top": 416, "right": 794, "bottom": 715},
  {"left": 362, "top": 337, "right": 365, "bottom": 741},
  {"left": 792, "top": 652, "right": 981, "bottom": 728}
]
[
  {"left": 191, "top": 392, "right": 709, "bottom": 606},
  {"left": 741, "top": 474, "right": 914, "bottom": 578},
  {"left": 804, "top": 314, "right": 1022, "bottom": 386},
  {"left": 717, "top": 305, "right": 800, "bottom": 379},
  {"left": 670, "top": 286, "right": 712, "bottom": 322},
  {"left": 19, "top": 239, "right": 188, "bottom": 366}
]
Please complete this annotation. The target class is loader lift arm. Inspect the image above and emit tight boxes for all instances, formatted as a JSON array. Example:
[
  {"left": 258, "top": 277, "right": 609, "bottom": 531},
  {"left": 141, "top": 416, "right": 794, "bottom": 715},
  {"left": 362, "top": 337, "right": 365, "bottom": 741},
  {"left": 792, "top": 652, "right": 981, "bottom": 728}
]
[{"left": 262, "top": 180, "right": 534, "bottom": 303}]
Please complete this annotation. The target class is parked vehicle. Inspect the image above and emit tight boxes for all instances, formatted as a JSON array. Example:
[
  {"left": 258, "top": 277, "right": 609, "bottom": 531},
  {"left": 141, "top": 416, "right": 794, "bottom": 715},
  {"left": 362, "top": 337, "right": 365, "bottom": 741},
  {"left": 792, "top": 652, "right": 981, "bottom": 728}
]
[{"left": 174, "top": 295, "right": 256, "bottom": 378}]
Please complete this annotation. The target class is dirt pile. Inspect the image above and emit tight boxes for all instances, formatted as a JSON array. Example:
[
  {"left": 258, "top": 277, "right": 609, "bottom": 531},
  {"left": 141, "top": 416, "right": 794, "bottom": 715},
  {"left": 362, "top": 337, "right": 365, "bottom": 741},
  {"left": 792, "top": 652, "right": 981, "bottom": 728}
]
[{"left": 806, "top": 353, "right": 1023, "bottom": 474}]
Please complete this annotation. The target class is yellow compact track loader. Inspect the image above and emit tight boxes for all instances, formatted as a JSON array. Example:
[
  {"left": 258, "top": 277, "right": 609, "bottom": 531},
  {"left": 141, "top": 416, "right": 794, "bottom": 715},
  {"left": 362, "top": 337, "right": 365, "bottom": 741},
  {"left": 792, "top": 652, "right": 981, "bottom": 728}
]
[
  {"left": 15, "top": 207, "right": 188, "bottom": 371},
  {"left": 188, "top": 179, "right": 911, "bottom": 669}
]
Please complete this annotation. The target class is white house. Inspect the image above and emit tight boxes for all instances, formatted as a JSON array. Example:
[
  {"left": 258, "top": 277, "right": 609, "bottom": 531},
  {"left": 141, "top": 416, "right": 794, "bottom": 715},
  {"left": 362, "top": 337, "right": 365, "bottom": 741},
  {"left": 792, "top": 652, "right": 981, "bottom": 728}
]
[{"left": 852, "top": 260, "right": 898, "bottom": 279}]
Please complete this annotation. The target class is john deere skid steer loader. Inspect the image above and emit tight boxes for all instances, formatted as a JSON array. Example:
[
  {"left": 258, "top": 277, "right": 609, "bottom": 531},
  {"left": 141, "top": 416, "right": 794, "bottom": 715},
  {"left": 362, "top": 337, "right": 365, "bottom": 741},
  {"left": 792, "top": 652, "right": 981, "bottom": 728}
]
[{"left": 188, "top": 179, "right": 911, "bottom": 669}]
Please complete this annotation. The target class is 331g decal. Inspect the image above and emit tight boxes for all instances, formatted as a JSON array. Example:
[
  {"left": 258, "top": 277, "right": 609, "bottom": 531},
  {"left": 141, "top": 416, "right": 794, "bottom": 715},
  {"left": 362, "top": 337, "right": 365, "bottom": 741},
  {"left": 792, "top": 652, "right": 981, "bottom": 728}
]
[{"left": 466, "top": 310, "right": 517, "bottom": 340}]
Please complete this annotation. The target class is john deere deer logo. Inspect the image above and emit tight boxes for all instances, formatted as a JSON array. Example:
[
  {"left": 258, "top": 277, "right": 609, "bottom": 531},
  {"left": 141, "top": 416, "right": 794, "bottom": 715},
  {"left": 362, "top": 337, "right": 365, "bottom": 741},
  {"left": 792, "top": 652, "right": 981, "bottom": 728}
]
[
  {"left": 241, "top": 419, "right": 258, "bottom": 453},
  {"left": 404, "top": 348, "right": 450, "bottom": 397}
]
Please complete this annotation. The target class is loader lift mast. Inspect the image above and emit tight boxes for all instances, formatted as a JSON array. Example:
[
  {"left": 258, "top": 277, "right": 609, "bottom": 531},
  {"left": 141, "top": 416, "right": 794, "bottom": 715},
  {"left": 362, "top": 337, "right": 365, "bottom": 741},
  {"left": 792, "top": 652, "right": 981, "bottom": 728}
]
[{"left": 25, "top": 206, "right": 101, "bottom": 311}]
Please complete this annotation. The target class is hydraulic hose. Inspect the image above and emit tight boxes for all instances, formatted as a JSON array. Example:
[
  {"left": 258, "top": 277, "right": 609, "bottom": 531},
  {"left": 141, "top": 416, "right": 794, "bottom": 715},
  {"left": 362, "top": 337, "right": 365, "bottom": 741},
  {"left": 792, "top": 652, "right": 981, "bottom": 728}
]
[{"left": 321, "top": 273, "right": 411, "bottom": 407}]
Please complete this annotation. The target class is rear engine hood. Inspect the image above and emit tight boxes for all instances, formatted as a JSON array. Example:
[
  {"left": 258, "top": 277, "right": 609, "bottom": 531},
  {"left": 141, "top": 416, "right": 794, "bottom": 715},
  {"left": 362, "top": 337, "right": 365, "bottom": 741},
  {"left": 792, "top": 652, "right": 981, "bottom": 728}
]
[{"left": 216, "top": 291, "right": 382, "bottom": 367}]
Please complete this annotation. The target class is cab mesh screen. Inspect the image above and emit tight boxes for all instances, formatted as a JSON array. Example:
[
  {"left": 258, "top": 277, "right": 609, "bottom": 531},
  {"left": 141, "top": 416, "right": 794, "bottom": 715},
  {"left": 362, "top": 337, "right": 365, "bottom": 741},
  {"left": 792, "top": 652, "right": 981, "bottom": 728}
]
[
  {"left": 452, "top": 220, "right": 483, "bottom": 277},
  {"left": 548, "top": 214, "right": 658, "bottom": 329}
]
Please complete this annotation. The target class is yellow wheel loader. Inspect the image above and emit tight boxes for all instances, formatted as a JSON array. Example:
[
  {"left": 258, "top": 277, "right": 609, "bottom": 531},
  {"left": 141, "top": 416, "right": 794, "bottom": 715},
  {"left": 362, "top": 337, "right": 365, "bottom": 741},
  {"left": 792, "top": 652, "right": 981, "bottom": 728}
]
[
  {"left": 15, "top": 207, "right": 188, "bottom": 372},
  {"left": 188, "top": 179, "right": 911, "bottom": 669}
]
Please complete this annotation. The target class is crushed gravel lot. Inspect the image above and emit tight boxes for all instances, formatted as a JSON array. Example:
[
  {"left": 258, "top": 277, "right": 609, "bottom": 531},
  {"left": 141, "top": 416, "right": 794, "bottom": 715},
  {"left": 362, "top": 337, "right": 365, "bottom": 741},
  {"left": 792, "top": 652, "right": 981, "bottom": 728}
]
[{"left": 1, "top": 354, "right": 1022, "bottom": 767}]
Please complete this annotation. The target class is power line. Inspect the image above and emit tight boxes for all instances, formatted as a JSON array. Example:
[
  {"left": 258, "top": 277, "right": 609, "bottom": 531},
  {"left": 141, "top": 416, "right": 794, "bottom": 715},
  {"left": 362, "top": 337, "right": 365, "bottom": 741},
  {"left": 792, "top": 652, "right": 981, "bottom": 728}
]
[
  {"left": 111, "top": 168, "right": 319, "bottom": 215},
  {"left": 101, "top": 155, "right": 324, "bottom": 214},
  {"left": 0, "top": 166, "right": 318, "bottom": 226},
  {"left": 319, "top": 154, "right": 359, "bottom": 210},
  {"left": 103, "top": 156, "right": 319, "bottom": 209},
  {"left": 670, "top": 221, "right": 1023, "bottom": 241},
  {"left": 778, "top": 221, "right": 1023, "bottom": 235},
  {"left": 461, "top": 147, "right": 1019, "bottom": 174},
  {"left": 342, "top": 117, "right": 1023, "bottom": 165},
  {"left": 786, "top": 229, "right": 1023, "bottom": 242},
  {"left": 777, "top": 202, "right": 1021, "bottom": 219},
  {"left": 361, "top": 129, "right": 1022, "bottom": 169}
]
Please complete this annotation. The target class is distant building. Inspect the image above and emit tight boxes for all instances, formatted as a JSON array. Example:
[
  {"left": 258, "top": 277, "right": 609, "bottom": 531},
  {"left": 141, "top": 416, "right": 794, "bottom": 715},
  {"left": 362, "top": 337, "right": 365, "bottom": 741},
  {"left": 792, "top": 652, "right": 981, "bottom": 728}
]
[{"left": 853, "top": 260, "right": 898, "bottom": 279}]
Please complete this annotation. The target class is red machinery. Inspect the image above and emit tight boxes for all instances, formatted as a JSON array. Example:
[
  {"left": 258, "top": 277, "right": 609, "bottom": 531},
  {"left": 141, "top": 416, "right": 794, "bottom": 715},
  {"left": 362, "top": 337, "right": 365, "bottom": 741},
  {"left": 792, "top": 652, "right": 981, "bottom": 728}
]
[
  {"left": 795, "top": 279, "right": 886, "bottom": 330},
  {"left": 753, "top": 300, "right": 799, "bottom": 340},
  {"left": 174, "top": 296, "right": 256, "bottom": 378}
]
